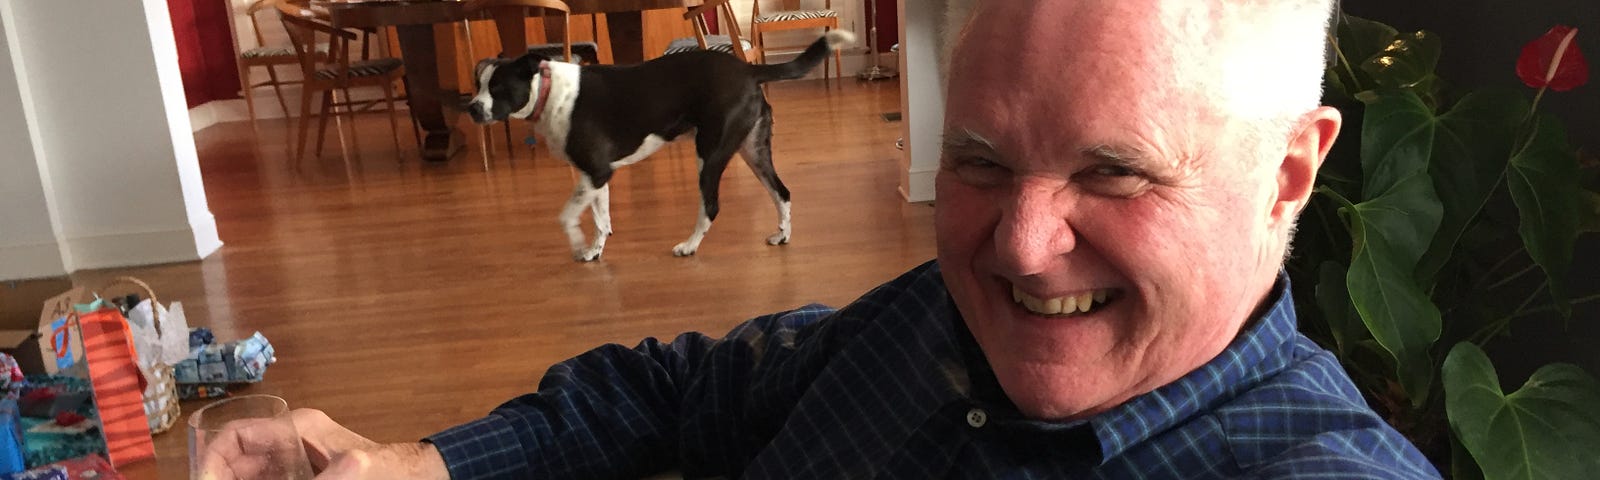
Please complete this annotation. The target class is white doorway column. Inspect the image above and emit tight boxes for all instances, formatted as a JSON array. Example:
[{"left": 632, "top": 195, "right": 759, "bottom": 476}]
[{"left": 0, "top": 0, "right": 222, "bottom": 281}]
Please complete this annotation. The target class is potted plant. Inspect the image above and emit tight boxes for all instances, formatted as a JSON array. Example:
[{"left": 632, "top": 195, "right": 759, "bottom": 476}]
[{"left": 1290, "top": 12, "right": 1600, "bottom": 478}]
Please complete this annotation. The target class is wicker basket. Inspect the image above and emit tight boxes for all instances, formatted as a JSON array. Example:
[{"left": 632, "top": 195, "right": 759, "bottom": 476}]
[{"left": 95, "top": 276, "right": 182, "bottom": 435}]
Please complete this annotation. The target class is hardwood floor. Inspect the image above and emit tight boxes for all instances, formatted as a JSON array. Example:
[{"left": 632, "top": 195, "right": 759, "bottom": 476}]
[{"left": 60, "top": 78, "right": 930, "bottom": 477}]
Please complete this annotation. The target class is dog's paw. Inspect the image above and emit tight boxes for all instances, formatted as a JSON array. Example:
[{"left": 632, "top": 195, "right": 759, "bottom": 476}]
[
  {"left": 766, "top": 231, "right": 791, "bottom": 246},
  {"left": 574, "top": 247, "right": 603, "bottom": 262},
  {"left": 672, "top": 242, "right": 698, "bottom": 257}
]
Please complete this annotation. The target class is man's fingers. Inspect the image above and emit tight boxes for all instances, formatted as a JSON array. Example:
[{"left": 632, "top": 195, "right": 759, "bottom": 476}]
[{"left": 195, "top": 417, "right": 309, "bottom": 480}]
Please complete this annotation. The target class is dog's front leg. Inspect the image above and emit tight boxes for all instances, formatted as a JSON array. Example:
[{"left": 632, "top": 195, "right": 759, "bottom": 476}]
[
  {"left": 561, "top": 176, "right": 601, "bottom": 262},
  {"left": 580, "top": 184, "right": 612, "bottom": 261}
]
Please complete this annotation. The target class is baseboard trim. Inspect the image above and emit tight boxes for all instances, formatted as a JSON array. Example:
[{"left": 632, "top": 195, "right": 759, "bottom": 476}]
[
  {"left": 189, "top": 212, "right": 223, "bottom": 259},
  {"left": 0, "top": 242, "right": 69, "bottom": 281},
  {"left": 64, "top": 226, "right": 222, "bottom": 271},
  {"left": 900, "top": 169, "right": 936, "bottom": 203}
]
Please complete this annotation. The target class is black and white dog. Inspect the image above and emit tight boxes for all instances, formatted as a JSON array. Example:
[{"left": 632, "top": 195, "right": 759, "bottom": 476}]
[{"left": 468, "top": 31, "right": 855, "bottom": 262}]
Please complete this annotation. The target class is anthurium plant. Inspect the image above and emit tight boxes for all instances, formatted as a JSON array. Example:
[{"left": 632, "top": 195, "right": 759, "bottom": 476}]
[{"left": 1291, "top": 13, "right": 1600, "bottom": 478}]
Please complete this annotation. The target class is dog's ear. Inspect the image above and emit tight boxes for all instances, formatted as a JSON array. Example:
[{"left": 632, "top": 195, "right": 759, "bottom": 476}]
[
  {"left": 510, "top": 50, "right": 552, "bottom": 66},
  {"left": 474, "top": 57, "right": 511, "bottom": 82}
]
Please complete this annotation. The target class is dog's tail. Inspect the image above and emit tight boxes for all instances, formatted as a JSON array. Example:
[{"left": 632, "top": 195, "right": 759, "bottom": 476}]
[{"left": 749, "top": 30, "right": 856, "bottom": 83}]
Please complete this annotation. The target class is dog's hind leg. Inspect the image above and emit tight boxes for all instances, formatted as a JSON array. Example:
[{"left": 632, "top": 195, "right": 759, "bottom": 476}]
[
  {"left": 738, "top": 110, "right": 792, "bottom": 246},
  {"left": 562, "top": 173, "right": 606, "bottom": 262}
]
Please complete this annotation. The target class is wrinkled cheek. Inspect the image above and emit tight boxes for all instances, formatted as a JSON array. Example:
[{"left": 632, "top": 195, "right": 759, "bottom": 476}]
[{"left": 933, "top": 181, "right": 999, "bottom": 264}]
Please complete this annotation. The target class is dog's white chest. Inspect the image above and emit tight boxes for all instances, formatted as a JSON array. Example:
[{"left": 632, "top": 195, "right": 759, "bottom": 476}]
[{"left": 532, "top": 62, "right": 582, "bottom": 160}]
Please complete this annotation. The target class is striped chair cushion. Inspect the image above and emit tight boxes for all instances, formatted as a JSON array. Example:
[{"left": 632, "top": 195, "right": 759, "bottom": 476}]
[
  {"left": 314, "top": 58, "right": 403, "bottom": 80},
  {"left": 528, "top": 42, "right": 601, "bottom": 63},
  {"left": 663, "top": 36, "right": 753, "bottom": 56},
  {"left": 242, "top": 44, "right": 328, "bottom": 59},
  {"left": 754, "top": 9, "right": 838, "bottom": 23}
]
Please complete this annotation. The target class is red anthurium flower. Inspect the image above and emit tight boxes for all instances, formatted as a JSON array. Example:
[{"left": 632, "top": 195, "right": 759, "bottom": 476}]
[{"left": 1517, "top": 25, "right": 1589, "bottom": 92}]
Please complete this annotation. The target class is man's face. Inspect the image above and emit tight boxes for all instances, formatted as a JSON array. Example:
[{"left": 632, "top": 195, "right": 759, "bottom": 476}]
[{"left": 936, "top": 1, "right": 1293, "bottom": 420}]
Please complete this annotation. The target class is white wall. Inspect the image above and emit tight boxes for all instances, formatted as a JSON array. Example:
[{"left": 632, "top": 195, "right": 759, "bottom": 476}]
[
  {"left": 895, "top": 0, "right": 947, "bottom": 202},
  {"left": 0, "top": 0, "right": 221, "bottom": 281},
  {"left": 0, "top": 1, "right": 69, "bottom": 280}
]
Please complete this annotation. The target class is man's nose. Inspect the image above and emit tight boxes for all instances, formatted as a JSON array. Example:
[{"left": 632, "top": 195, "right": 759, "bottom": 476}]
[{"left": 994, "top": 182, "right": 1075, "bottom": 276}]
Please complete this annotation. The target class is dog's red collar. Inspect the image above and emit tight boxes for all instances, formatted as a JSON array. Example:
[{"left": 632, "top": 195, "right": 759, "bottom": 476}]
[{"left": 528, "top": 60, "right": 554, "bottom": 123}]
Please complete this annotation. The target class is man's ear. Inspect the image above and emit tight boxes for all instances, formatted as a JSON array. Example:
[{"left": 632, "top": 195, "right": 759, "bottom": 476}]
[{"left": 1271, "top": 106, "right": 1342, "bottom": 225}]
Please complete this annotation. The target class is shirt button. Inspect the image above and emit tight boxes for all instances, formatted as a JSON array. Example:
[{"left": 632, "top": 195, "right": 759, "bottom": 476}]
[{"left": 965, "top": 408, "right": 988, "bottom": 428}]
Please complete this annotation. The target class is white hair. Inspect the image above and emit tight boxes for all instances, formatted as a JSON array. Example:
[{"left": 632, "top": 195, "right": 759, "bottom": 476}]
[{"left": 942, "top": 0, "right": 1336, "bottom": 157}]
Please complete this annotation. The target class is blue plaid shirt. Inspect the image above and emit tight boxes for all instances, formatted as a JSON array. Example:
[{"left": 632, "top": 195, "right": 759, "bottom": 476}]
[{"left": 427, "top": 261, "right": 1439, "bottom": 479}]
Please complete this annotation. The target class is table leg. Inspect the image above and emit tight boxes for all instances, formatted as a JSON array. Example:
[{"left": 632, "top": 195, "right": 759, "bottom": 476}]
[
  {"left": 395, "top": 24, "right": 462, "bottom": 162},
  {"left": 491, "top": 9, "right": 529, "bottom": 57},
  {"left": 604, "top": 11, "right": 645, "bottom": 64}
]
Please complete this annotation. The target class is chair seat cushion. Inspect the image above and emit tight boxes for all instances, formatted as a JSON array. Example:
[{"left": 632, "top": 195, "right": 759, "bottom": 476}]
[
  {"left": 754, "top": 9, "right": 838, "bottom": 23},
  {"left": 663, "top": 36, "right": 752, "bottom": 56},
  {"left": 315, "top": 58, "right": 403, "bottom": 80},
  {"left": 242, "top": 43, "right": 328, "bottom": 59},
  {"left": 527, "top": 41, "right": 601, "bottom": 63}
]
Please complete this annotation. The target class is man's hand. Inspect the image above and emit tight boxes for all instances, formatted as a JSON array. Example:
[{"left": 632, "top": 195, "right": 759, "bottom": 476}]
[{"left": 196, "top": 408, "right": 449, "bottom": 480}]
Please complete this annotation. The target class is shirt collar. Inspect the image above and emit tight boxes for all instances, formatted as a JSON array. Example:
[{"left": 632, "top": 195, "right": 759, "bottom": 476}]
[{"left": 948, "top": 271, "right": 1304, "bottom": 464}]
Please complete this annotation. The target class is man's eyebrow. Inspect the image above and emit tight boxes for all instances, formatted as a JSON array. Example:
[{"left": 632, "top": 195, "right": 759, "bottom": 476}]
[
  {"left": 941, "top": 128, "right": 998, "bottom": 155},
  {"left": 1081, "top": 144, "right": 1152, "bottom": 166}
]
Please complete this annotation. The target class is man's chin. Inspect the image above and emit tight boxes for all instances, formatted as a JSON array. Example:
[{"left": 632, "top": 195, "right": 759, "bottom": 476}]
[{"left": 991, "top": 365, "right": 1123, "bottom": 422}]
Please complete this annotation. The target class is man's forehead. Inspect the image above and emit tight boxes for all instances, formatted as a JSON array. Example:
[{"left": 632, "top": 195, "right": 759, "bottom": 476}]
[{"left": 959, "top": 0, "right": 1187, "bottom": 48}]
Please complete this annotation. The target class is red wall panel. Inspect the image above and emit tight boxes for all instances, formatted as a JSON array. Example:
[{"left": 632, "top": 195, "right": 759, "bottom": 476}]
[{"left": 168, "top": 0, "right": 240, "bottom": 108}]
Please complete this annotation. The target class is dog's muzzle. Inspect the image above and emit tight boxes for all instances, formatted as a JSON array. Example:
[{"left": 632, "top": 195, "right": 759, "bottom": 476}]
[{"left": 466, "top": 100, "right": 493, "bottom": 125}]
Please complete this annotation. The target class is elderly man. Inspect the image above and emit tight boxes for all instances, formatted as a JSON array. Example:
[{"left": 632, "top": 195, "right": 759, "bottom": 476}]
[{"left": 203, "top": 0, "right": 1439, "bottom": 478}]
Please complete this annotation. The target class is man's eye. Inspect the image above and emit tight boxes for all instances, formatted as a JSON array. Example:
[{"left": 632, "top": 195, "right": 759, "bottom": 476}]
[
  {"left": 948, "top": 157, "right": 1009, "bottom": 187},
  {"left": 1089, "top": 165, "right": 1137, "bottom": 177},
  {"left": 1079, "top": 164, "right": 1152, "bottom": 197}
]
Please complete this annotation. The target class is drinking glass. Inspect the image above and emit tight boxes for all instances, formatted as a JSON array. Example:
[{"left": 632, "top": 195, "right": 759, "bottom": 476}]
[{"left": 188, "top": 394, "right": 314, "bottom": 480}]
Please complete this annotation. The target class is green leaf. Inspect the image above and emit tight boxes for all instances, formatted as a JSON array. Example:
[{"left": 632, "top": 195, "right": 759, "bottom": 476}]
[
  {"left": 1324, "top": 65, "right": 1357, "bottom": 102},
  {"left": 1361, "top": 30, "right": 1443, "bottom": 90},
  {"left": 1315, "top": 261, "right": 1364, "bottom": 355},
  {"left": 1452, "top": 432, "right": 1487, "bottom": 480},
  {"left": 1333, "top": 14, "right": 1400, "bottom": 92},
  {"left": 1507, "top": 116, "right": 1581, "bottom": 317},
  {"left": 1358, "top": 90, "right": 1436, "bottom": 196},
  {"left": 1444, "top": 342, "right": 1600, "bottom": 480},
  {"left": 1416, "top": 90, "right": 1530, "bottom": 281},
  {"left": 1338, "top": 173, "right": 1443, "bottom": 407}
]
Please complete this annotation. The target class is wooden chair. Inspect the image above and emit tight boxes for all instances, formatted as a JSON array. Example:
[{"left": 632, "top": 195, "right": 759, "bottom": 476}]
[
  {"left": 236, "top": 0, "right": 327, "bottom": 130},
  {"left": 749, "top": 0, "right": 841, "bottom": 80},
  {"left": 663, "top": 0, "right": 754, "bottom": 61},
  {"left": 278, "top": 4, "right": 408, "bottom": 165},
  {"left": 463, "top": 0, "right": 584, "bottom": 170}
]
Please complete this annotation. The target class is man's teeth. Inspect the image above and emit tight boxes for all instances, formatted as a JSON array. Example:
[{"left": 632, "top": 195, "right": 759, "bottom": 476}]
[{"left": 1012, "top": 286, "right": 1115, "bottom": 315}]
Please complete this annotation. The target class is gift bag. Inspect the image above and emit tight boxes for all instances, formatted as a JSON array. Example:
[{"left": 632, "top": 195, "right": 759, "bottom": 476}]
[
  {"left": 71, "top": 302, "right": 154, "bottom": 469},
  {"left": 26, "top": 277, "right": 182, "bottom": 470}
]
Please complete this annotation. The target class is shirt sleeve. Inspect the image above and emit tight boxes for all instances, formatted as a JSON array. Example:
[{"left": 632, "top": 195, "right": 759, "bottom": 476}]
[{"left": 423, "top": 303, "right": 840, "bottom": 480}]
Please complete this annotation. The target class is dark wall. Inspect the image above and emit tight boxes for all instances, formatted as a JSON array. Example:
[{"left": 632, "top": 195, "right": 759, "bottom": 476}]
[{"left": 1341, "top": 0, "right": 1600, "bottom": 381}]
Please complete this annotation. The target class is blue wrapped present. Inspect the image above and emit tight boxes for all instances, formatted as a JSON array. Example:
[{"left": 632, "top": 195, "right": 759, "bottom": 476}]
[
  {"left": 173, "top": 330, "right": 274, "bottom": 385},
  {"left": 0, "top": 399, "right": 23, "bottom": 475},
  {"left": 0, "top": 465, "right": 64, "bottom": 480}
]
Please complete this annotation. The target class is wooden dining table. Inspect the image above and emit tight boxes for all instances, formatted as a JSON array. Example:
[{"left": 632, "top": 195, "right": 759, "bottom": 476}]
[{"left": 309, "top": 0, "right": 688, "bottom": 162}]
